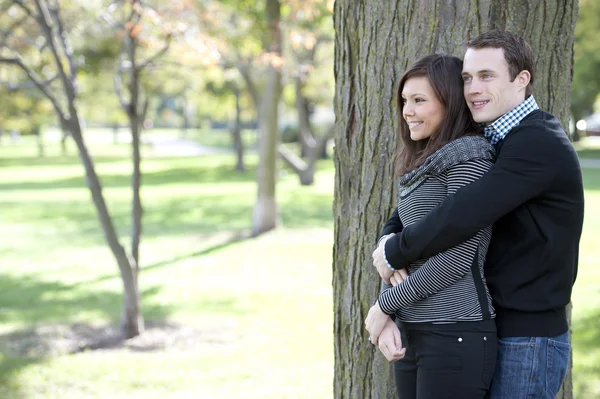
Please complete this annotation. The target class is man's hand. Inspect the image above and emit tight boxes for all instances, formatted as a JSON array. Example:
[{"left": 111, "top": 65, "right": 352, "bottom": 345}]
[
  {"left": 378, "top": 318, "right": 406, "bottom": 362},
  {"left": 373, "top": 234, "right": 395, "bottom": 284},
  {"left": 390, "top": 269, "right": 409, "bottom": 286},
  {"left": 365, "top": 301, "right": 389, "bottom": 346}
]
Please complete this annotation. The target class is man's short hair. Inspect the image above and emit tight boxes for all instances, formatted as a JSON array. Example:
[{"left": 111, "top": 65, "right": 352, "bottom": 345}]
[{"left": 468, "top": 30, "right": 535, "bottom": 96}]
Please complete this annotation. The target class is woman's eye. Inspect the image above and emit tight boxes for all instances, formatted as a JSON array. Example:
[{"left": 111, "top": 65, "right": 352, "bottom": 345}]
[
  {"left": 463, "top": 76, "right": 472, "bottom": 83},
  {"left": 415, "top": 98, "right": 424, "bottom": 103}
]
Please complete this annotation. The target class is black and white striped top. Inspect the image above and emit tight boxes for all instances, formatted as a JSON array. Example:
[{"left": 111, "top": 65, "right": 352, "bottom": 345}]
[{"left": 378, "top": 136, "right": 496, "bottom": 324}]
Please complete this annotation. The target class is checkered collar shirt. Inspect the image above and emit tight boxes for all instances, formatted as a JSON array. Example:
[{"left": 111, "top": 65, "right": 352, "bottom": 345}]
[{"left": 484, "top": 95, "right": 539, "bottom": 145}]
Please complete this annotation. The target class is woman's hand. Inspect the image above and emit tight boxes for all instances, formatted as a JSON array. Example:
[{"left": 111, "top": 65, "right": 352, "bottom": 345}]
[
  {"left": 390, "top": 268, "right": 409, "bottom": 286},
  {"left": 378, "top": 318, "right": 407, "bottom": 362},
  {"left": 365, "top": 301, "right": 390, "bottom": 346}
]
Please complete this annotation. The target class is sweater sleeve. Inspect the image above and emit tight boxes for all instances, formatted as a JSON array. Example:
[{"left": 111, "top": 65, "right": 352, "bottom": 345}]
[
  {"left": 376, "top": 208, "right": 404, "bottom": 245},
  {"left": 383, "top": 127, "right": 557, "bottom": 269},
  {"left": 378, "top": 158, "right": 493, "bottom": 313}
]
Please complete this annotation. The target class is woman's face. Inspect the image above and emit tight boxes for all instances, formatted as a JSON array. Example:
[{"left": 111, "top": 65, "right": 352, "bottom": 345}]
[{"left": 401, "top": 76, "right": 445, "bottom": 141}]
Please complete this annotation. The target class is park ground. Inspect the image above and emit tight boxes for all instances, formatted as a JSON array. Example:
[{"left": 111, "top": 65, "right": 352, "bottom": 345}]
[{"left": 0, "top": 130, "right": 598, "bottom": 398}]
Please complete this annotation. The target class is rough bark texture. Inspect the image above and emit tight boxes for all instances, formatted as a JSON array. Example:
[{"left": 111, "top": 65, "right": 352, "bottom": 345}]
[
  {"left": 251, "top": 0, "right": 282, "bottom": 235},
  {"left": 332, "top": 1, "right": 577, "bottom": 398}
]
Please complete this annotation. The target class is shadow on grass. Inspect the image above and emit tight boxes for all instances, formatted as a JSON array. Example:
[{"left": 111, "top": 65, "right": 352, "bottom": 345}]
[
  {"left": 0, "top": 273, "right": 172, "bottom": 329},
  {"left": 573, "top": 306, "right": 600, "bottom": 397},
  {"left": 0, "top": 162, "right": 256, "bottom": 191},
  {"left": 1, "top": 183, "right": 333, "bottom": 248},
  {"left": 70, "top": 233, "right": 251, "bottom": 287},
  {"left": 0, "top": 272, "right": 175, "bottom": 399},
  {"left": 0, "top": 155, "right": 128, "bottom": 168}
]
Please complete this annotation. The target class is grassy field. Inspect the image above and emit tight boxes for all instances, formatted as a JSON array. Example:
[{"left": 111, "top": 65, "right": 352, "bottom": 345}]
[{"left": 0, "top": 136, "right": 598, "bottom": 398}]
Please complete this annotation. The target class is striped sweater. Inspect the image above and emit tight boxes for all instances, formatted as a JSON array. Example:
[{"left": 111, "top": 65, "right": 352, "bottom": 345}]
[{"left": 378, "top": 135, "right": 496, "bottom": 324}]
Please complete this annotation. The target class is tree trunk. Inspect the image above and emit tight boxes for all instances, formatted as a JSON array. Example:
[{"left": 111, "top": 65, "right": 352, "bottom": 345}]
[
  {"left": 113, "top": 123, "right": 120, "bottom": 144},
  {"left": 60, "top": 126, "right": 69, "bottom": 155},
  {"left": 66, "top": 115, "right": 142, "bottom": 338},
  {"left": 332, "top": 1, "right": 578, "bottom": 398},
  {"left": 231, "top": 86, "right": 245, "bottom": 172},
  {"left": 251, "top": 0, "right": 282, "bottom": 236},
  {"left": 34, "top": 125, "right": 44, "bottom": 158}
]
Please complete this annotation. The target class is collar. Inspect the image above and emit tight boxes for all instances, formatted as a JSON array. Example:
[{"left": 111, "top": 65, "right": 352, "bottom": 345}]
[{"left": 483, "top": 95, "right": 539, "bottom": 145}]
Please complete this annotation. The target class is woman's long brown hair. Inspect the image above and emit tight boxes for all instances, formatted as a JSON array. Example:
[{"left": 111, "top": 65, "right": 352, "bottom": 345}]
[{"left": 395, "top": 54, "right": 481, "bottom": 176}]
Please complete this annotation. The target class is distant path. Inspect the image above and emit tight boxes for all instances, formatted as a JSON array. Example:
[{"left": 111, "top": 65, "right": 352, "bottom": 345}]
[{"left": 145, "top": 136, "right": 230, "bottom": 157}]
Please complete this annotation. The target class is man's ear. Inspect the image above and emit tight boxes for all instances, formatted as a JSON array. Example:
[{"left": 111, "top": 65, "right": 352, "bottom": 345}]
[{"left": 516, "top": 70, "right": 531, "bottom": 89}]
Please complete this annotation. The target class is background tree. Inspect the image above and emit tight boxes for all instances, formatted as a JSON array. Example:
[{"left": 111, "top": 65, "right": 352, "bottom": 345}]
[
  {"left": 277, "top": 1, "right": 334, "bottom": 185},
  {"left": 571, "top": 0, "right": 600, "bottom": 139},
  {"left": 0, "top": 0, "right": 144, "bottom": 338},
  {"left": 332, "top": 1, "right": 578, "bottom": 398}
]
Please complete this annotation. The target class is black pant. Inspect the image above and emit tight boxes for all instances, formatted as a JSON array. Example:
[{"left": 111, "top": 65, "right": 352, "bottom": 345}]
[{"left": 394, "top": 324, "right": 497, "bottom": 399}]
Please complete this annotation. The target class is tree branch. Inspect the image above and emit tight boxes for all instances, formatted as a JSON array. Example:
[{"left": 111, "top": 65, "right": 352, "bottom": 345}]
[
  {"left": 114, "top": 54, "right": 129, "bottom": 110},
  {"left": 0, "top": 56, "right": 64, "bottom": 119},
  {"left": 0, "top": 73, "right": 59, "bottom": 91},
  {"left": 137, "top": 35, "right": 172, "bottom": 70},
  {"left": 32, "top": 0, "right": 75, "bottom": 104},
  {"left": 237, "top": 59, "right": 260, "bottom": 111},
  {"left": 48, "top": 2, "right": 77, "bottom": 81}
]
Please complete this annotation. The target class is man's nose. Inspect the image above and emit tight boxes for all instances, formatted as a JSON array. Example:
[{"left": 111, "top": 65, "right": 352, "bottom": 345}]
[{"left": 468, "top": 80, "right": 483, "bottom": 95}]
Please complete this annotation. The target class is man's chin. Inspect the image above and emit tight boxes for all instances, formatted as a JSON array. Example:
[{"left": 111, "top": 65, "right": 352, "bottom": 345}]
[{"left": 471, "top": 113, "right": 491, "bottom": 124}]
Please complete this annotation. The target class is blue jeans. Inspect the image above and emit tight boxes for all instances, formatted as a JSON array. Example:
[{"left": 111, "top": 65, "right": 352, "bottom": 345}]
[{"left": 488, "top": 332, "right": 570, "bottom": 399}]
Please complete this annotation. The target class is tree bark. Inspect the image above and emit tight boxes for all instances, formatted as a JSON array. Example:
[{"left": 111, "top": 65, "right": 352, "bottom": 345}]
[
  {"left": 332, "top": 1, "right": 578, "bottom": 398},
  {"left": 251, "top": 0, "right": 282, "bottom": 236}
]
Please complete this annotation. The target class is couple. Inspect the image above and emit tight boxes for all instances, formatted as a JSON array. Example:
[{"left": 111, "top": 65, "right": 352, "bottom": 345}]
[{"left": 364, "top": 30, "right": 584, "bottom": 399}]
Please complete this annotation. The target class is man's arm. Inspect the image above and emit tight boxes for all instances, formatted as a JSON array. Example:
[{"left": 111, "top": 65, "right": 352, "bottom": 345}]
[
  {"left": 376, "top": 208, "right": 403, "bottom": 246},
  {"left": 383, "top": 128, "right": 557, "bottom": 269},
  {"left": 377, "top": 158, "right": 492, "bottom": 312}
]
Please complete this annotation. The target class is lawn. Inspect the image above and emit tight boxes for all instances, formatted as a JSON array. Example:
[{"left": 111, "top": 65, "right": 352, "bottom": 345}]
[{"left": 0, "top": 136, "right": 598, "bottom": 398}]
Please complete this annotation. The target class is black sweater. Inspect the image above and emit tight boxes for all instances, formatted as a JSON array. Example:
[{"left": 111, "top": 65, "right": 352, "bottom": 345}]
[{"left": 383, "top": 110, "right": 585, "bottom": 337}]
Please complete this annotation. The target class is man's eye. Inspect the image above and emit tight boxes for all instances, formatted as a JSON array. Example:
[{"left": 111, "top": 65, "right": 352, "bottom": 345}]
[{"left": 482, "top": 74, "right": 492, "bottom": 79}]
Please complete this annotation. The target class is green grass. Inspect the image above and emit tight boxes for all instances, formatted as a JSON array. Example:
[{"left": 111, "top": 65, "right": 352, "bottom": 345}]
[{"left": 0, "top": 135, "right": 598, "bottom": 398}]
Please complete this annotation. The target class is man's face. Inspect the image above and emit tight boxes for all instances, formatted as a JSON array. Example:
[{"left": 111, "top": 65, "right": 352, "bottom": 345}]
[{"left": 462, "top": 47, "right": 528, "bottom": 124}]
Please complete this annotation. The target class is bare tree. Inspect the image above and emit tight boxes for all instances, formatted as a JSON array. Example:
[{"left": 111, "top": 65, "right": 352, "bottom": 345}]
[
  {"left": 332, "top": 1, "right": 578, "bottom": 398},
  {"left": 0, "top": 0, "right": 143, "bottom": 338},
  {"left": 105, "top": 0, "right": 171, "bottom": 265}
]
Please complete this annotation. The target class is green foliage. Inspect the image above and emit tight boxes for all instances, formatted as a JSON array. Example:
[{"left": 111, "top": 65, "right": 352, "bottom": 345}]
[{"left": 571, "top": 0, "right": 600, "bottom": 121}]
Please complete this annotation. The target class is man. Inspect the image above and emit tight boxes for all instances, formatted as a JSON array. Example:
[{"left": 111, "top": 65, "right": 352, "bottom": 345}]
[{"left": 367, "top": 30, "right": 584, "bottom": 398}]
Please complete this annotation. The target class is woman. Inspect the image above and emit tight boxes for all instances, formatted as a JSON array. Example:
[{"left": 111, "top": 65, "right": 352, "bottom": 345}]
[{"left": 364, "top": 54, "right": 497, "bottom": 398}]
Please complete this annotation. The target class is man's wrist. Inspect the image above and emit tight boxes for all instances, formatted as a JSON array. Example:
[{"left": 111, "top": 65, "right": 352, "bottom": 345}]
[
  {"left": 377, "top": 233, "right": 392, "bottom": 248},
  {"left": 382, "top": 242, "right": 397, "bottom": 271},
  {"left": 383, "top": 233, "right": 410, "bottom": 269}
]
